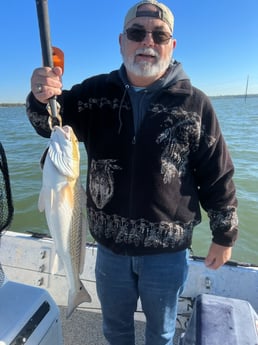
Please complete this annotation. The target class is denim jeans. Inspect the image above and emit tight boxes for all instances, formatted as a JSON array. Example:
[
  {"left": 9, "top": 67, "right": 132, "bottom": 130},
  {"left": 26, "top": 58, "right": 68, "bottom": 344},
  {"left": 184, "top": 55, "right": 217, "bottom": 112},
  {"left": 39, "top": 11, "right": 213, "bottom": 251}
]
[{"left": 95, "top": 244, "right": 189, "bottom": 345}]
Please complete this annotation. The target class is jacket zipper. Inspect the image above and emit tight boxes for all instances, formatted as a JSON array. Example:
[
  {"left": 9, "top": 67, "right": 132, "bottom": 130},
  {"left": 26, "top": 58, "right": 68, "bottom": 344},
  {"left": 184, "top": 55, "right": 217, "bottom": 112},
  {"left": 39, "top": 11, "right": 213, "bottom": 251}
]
[{"left": 128, "top": 90, "right": 148, "bottom": 220}]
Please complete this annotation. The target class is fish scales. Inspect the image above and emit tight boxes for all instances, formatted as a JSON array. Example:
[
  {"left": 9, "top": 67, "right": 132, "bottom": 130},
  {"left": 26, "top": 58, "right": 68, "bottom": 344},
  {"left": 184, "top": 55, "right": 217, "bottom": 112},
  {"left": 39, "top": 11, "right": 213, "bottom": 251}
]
[{"left": 69, "top": 178, "right": 85, "bottom": 275}]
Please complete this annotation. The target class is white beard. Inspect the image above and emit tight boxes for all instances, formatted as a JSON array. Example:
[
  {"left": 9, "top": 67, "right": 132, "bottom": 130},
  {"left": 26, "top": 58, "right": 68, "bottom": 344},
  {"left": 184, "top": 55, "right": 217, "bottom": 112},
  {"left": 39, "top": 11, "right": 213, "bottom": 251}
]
[{"left": 122, "top": 48, "right": 171, "bottom": 78}]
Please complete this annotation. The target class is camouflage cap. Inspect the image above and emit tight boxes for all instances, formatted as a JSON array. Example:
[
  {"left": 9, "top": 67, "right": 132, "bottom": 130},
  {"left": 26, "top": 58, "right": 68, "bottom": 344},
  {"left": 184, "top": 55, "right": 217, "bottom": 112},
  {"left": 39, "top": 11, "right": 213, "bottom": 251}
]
[{"left": 124, "top": 0, "right": 174, "bottom": 33}]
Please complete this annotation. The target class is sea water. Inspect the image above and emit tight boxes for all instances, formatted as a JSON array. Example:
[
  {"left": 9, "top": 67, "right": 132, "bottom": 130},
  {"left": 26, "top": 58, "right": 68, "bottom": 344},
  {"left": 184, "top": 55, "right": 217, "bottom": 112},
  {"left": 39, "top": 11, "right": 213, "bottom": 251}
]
[{"left": 0, "top": 95, "right": 257, "bottom": 263}]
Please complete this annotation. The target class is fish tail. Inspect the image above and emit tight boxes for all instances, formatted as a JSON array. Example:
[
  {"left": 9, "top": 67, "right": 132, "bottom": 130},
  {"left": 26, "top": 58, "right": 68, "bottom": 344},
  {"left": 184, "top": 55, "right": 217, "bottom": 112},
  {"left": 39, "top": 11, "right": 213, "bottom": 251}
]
[
  {"left": 66, "top": 280, "right": 92, "bottom": 319},
  {"left": 51, "top": 253, "right": 63, "bottom": 274}
]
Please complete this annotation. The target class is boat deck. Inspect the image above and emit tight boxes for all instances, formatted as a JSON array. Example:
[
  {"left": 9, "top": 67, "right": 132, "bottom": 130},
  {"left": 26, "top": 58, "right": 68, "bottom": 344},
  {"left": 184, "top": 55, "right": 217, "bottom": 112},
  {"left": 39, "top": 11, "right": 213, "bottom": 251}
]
[
  {"left": 59, "top": 306, "right": 183, "bottom": 345},
  {"left": 60, "top": 307, "right": 143, "bottom": 345}
]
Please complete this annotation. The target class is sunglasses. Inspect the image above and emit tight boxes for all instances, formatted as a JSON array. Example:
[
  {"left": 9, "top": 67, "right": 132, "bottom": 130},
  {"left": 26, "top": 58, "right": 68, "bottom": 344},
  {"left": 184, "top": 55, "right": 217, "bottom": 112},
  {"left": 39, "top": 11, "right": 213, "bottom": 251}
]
[{"left": 125, "top": 27, "right": 172, "bottom": 45}]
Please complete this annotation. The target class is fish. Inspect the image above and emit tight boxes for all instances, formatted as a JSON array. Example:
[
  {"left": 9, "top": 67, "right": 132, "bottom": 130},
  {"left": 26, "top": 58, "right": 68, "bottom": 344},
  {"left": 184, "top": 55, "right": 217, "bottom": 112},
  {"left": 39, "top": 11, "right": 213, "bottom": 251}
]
[{"left": 38, "top": 125, "right": 91, "bottom": 318}]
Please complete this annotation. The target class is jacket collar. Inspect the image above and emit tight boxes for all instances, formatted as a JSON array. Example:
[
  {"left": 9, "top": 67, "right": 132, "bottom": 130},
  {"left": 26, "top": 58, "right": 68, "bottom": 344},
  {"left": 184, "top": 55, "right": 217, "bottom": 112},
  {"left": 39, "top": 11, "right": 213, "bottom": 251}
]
[{"left": 117, "top": 60, "right": 192, "bottom": 96}]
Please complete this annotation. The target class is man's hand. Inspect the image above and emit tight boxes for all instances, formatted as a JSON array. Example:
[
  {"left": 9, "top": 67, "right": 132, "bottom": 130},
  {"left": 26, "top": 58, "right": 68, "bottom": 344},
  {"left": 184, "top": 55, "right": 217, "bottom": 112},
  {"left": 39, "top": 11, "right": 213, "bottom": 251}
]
[
  {"left": 31, "top": 66, "right": 63, "bottom": 104},
  {"left": 205, "top": 242, "right": 232, "bottom": 270}
]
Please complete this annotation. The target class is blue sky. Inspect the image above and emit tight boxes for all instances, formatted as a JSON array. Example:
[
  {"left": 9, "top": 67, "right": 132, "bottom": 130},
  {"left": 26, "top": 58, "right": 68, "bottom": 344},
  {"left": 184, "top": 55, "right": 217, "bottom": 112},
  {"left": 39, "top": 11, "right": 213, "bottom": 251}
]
[{"left": 0, "top": 0, "right": 257, "bottom": 102}]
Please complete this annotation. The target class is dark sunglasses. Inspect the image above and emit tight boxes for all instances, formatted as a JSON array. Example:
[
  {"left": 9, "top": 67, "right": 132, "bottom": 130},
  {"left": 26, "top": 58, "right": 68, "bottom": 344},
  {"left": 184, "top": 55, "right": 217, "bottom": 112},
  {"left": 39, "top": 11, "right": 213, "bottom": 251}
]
[{"left": 125, "top": 27, "right": 172, "bottom": 45}]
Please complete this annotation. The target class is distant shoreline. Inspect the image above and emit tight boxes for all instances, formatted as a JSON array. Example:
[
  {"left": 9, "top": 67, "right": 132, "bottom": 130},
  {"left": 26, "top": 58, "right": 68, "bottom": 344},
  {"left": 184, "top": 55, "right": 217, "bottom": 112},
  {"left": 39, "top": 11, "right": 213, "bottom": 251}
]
[
  {"left": 0, "top": 103, "right": 25, "bottom": 107},
  {"left": 0, "top": 94, "right": 257, "bottom": 107},
  {"left": 210, "top": 93, "right": 258, "bottom": 99}
]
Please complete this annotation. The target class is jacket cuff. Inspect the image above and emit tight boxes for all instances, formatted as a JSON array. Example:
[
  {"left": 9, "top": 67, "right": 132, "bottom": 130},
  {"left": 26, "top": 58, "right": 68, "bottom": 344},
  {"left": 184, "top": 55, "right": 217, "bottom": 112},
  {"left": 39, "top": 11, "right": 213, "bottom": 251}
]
[
  {"left": 208, "top": 207, "right": 238, "bottom": 246},
  {"left": 26, "top": 92, "right": 49, "bottom": 112},
  {"left": 26, "top": 92, "right": 53, "bottom": 138}
]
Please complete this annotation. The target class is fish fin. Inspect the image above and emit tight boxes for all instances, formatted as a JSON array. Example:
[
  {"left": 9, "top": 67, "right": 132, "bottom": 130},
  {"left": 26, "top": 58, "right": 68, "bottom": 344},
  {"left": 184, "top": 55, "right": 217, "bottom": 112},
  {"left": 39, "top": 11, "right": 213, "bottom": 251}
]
[
  {"left": 38, "top": 188, "right": 55, "bottom": 212},
  {"left": 79, "top": 212, "right": 87, "bottom": 275},
  {"left": 79, "top": 184, "right": 88, "bottom": 274},
  {"left": 66, "top": 280, "right": 92, "bottom": 319},
  {"left": 38, "top": 188, "right": 45, "bottom": 212},
  {"left": 80, "top": 184, "right": 87, "bottom": 205},
  {"left": 51, "top": 253, "right": 59, "bottom": 274},
  {"left": 80, "top": 184, "right": 88, "bottom": 229}
]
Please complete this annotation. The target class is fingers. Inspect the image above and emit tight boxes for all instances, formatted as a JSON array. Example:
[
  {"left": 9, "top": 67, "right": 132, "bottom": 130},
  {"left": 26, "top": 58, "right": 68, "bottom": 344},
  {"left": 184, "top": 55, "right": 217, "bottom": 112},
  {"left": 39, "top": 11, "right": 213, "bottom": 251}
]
[
  {"left": 204, "top": 256, "right": 221, "bottom": 270},
  {"left": 205, "top": 243, "right": 232, "bottom": 270},
  {"left": 31, "top": 66, "right": 63, "bottom": 104}
]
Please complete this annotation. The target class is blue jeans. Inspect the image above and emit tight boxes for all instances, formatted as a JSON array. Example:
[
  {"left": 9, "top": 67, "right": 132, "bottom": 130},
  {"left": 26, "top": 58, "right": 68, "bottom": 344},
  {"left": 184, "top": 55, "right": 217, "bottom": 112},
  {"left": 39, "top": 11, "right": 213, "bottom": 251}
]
[{"left": 95, "top": 244, "right": 189, "bottom": 345}]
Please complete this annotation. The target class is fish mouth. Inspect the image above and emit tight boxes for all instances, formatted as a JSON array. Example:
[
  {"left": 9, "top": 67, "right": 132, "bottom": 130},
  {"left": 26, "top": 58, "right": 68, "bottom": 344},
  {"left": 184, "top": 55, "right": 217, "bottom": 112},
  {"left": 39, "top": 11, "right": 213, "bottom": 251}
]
[{"left": 53, "top": 125, "right": 71, "bottom": 140}]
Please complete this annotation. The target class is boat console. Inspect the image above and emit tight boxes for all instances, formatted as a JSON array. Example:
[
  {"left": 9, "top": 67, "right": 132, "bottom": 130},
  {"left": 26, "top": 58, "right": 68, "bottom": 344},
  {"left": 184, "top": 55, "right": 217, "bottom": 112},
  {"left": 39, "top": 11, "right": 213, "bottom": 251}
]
[
  {"left": 180, "top": 293, "right": 258, "bottom": 345},
  {"left": 0, "top": 281, "right": 63, "bottom": 345}
]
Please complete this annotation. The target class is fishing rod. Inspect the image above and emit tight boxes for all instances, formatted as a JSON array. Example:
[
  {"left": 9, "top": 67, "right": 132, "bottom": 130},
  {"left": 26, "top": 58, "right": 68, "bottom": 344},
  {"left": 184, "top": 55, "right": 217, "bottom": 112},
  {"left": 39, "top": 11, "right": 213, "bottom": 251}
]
[{"left": 35, "top": 0, "right": 63, "bottom": 121}]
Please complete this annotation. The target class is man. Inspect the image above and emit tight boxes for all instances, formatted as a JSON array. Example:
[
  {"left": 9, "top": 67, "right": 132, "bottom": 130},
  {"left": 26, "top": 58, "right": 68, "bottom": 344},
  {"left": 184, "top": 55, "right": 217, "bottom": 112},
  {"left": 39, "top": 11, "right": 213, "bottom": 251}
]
[{"left": 26, "top": 1, "right": 238, "bottom": 344}]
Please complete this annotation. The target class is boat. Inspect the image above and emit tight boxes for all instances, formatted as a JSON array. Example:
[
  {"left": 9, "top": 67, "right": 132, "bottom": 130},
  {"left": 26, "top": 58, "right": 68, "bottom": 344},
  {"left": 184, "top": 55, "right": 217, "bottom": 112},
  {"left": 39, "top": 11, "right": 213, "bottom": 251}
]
[
  {"left": 1, "top": 135, "right": 258, "bottom": 344},
  {"left": 1, "top": 230, "right": 258, "bottom": 344},
  {"left": 1, "top": 3, "right": 254, "bottom": 342}
]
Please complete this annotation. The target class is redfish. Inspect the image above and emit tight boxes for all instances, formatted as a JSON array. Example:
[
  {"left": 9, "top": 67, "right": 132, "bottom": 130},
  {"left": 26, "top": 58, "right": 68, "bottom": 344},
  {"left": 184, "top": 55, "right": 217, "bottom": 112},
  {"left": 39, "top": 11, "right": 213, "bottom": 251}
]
[{"left": 39, "top": 125, "right": 91, "bottom": 318}]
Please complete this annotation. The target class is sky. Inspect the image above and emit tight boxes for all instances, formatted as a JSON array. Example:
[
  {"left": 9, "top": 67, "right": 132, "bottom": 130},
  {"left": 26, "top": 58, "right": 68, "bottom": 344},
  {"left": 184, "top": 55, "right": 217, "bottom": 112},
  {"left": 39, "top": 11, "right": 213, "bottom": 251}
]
[{"left": 0, "top": 0, "right": 257, "bottom": 103}]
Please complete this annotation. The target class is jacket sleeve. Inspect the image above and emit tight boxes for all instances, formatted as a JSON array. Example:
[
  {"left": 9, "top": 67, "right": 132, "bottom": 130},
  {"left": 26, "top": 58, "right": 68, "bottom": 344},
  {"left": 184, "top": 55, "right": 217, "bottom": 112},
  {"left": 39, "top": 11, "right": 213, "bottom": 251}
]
[
  {"left": 26, "top": 83, "right": 89, "bottom": 142},
  {"left": 192, "top": 96, "right": 238, "bottom": 247},
  {"left": 26, "top": 92, "right": 59, "bottom": 138}
]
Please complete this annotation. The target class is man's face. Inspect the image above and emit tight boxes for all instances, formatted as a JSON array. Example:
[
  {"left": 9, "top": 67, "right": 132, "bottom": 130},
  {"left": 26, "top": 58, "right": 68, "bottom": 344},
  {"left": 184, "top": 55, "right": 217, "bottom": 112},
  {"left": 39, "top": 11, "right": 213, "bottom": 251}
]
[{"left": 119, "top": 4, "right": 176, "bottom": 86}]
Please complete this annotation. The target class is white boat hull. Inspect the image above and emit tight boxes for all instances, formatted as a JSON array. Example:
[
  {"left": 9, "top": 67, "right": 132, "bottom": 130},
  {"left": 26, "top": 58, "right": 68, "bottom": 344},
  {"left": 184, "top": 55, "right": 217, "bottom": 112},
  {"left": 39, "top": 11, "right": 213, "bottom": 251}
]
[{"left": 1, "top": 230, "right": 258, "bottom": 319}]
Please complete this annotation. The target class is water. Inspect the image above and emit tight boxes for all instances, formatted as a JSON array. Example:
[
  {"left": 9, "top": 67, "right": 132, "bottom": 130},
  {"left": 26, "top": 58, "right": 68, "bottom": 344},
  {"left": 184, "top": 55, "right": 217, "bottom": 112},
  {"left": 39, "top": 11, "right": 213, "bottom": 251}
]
[
  {"left": 192, "top": 96, "right": 258, "bottom": 263},
  {"left": 1, "top": 96, "right": 257, "bottom": 263}
]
